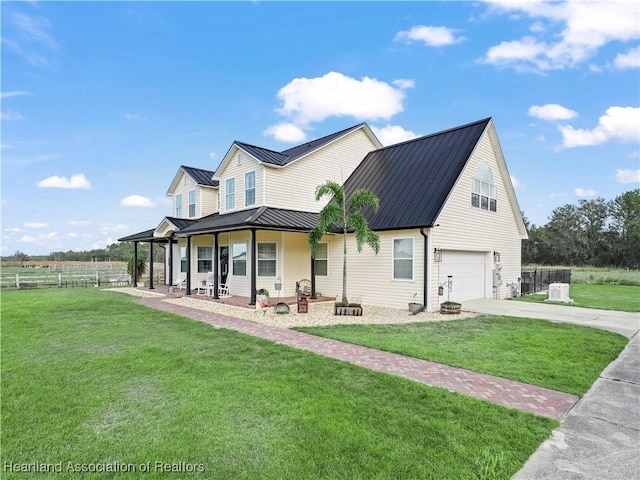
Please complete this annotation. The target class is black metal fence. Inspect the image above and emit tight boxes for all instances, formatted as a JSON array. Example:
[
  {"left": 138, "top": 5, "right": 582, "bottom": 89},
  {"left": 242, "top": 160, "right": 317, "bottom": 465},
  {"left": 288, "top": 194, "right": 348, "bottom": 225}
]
[{"left": 521, "top": 268, "right": 572, "bottom": 295}]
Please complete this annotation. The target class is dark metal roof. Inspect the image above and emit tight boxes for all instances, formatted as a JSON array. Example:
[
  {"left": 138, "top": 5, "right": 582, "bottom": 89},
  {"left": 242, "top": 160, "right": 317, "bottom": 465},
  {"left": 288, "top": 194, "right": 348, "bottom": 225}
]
[
  {"left": 343, "top": 118, "right": 491, "bottom": 231},
  {"left": 235, "top": 123, "right": 368, "bottom": 167},
  {"left": 118, "top": 229, "right": 158, "bottom": 242},
  {"left": 178, "top": 207, "right": 319, "bottom": 235},
  {"left": 181, "top": 165, "right": 218, "bottom": 187},
  {"left": 164, "top": 217, "right": 199, "bottom": 230}
]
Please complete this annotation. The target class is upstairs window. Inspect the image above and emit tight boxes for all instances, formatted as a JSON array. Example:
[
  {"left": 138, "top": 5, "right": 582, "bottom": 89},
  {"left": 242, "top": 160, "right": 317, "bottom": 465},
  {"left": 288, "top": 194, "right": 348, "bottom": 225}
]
[
  {"left": 226, "top": 178, "right": 235, "bottom": 210},
  {"left": 471, "top": 161, "right": 497, "bottom": 212},
  {"left": 245, "top": 171, "right": 256, "bottom": 207},
  {"left": 175, "top": 194, "right": 183, "bottom": 218},
  {"left": 188, "top": 190, "right": 196, "bottom": 217}
]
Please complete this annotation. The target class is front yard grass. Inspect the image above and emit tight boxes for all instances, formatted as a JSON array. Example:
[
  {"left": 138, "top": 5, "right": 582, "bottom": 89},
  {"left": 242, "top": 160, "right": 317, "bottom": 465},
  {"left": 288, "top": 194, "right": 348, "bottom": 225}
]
[
  {"left": 2, "top": 288, "right": 556, "bottom": 480},
  {"left": 512, "top": 283, "right": 640, "bottom": 312},
  {"left": 296, "top": 317, "right": 627, "bottom": 397}
]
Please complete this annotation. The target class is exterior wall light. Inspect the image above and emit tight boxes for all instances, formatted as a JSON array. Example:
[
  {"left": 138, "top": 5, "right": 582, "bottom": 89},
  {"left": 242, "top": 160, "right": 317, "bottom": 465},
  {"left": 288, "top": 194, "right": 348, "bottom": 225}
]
[
  {"left": 493, "top": 251, "right": 501, "bottom": 263},
  {"left": 434, "top": 248, "right": 443, "bottom": 262}
]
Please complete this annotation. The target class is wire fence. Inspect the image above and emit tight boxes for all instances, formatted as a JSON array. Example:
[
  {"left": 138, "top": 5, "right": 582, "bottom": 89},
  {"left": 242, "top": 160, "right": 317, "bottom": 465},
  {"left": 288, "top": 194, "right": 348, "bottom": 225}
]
[{"left": 521, "top": 268, "right": 572, "bottom": 295}]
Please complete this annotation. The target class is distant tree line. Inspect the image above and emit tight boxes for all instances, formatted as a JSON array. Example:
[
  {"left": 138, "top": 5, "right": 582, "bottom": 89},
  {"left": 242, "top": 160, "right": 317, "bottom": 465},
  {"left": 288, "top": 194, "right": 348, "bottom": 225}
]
[
  {"left": 522, "top": 189, "right": 640, "bottom": 269},
  {"left": 3, "top": 242, "right": 164, "bottom": 264}
]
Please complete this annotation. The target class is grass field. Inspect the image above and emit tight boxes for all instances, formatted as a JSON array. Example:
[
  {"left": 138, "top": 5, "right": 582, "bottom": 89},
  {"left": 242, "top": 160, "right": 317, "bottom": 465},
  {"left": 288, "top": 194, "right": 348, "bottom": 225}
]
[
  {"left": 515, "top": 283, "right": 640, "bottom": 312},
  {"left": 523, "top": 265, "right": 640, "bottom": 286},
  {"left": 2, "top": 288, "right": 557, "bottom": 480},
  {"left": 297, "top": 316, "right": 627, "bottom": 397}
]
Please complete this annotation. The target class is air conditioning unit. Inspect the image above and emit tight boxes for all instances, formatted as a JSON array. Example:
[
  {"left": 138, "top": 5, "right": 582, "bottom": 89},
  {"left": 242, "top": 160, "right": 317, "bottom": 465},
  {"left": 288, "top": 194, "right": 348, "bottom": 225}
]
[{"left": 547, "top": 283, "right": 573, "bottom": 303}]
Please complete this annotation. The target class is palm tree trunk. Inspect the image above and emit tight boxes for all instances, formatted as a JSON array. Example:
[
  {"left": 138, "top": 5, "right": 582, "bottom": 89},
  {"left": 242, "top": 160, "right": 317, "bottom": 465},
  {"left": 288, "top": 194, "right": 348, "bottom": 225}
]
[{"left": 342, "top": 228, "right": 348, "bottom": 304}]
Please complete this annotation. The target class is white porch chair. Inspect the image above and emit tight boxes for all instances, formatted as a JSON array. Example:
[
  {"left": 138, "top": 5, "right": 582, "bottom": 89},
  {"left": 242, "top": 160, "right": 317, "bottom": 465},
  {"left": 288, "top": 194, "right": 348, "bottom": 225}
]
[
  {"left": 175, "top": 272, "right": 187, "bottom": 290},
  {"left": 218, "top": 283, "right": 231, "bottom": 298},
  {"left": 197, "top": 272, "right": 215, "bottom": 296}
]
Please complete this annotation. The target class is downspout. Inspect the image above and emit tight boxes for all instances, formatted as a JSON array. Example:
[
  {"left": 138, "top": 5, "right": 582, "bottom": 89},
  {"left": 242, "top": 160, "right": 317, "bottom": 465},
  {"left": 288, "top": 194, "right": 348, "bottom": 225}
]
[
  {"left": 249, "top": 228, "right": 257, "bottom": 306},
  {"left": 420, "top": 228, "right": 429, "bottom": 309}
]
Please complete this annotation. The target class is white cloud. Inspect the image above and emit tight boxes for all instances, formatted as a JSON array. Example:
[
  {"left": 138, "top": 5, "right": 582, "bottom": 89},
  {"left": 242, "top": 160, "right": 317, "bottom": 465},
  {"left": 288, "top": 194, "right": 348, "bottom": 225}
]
[
  {"left": 1, "top": 90, "right": 30, "bottom": 99},
  {"left": 510, "top": 175, "right": 525, "bottom": 189},
  {"left": 1, "top": 110, "right": 25, "bottom": 121},
  {"left": 37, "top": 173, "right": 91, "bottom": 189},
  {"left": 208, "top": 152, "right": 217, "bottom": 161},
  {"left": 264, "top": 122, "right": 307, "bottom": 143},
  {"left": 482, "top": 1, "right": 640, "bottom": 71},
  {"left": 100, "top": 224, "right": 130, "bottom": 235},
  {"left": 613, "top": 46, "right": 640, "bottom": 69},
  {"left": 23, "top": 222, "right": 48, "bottom": 228},
  {"left": 21, "top": 232, "right": 58, "bottom": 243},
  {"left": 615, "top": 169, "right": 640, "bottom": 184},
  {"left": 371, "top": 125, "right": 419, "bottom": 146},
  {"left": 394, "top": 25, "right": 463, "bottom": 47},
  {"left": 120, "top": 194, "right": 156, "bottom": 207},
  {"left": 124, "top": 113, "right": 147, "bottom": 121},
  {"left": 274, "top": 71, "right": 412, "bottom": 127},
  {"left": 528, "top": 104, "right": 577, "bottom": 121},
  {"left": 4, "top": 11, "right": 58, "bottom": 67},
  {"left": 559, "top": 106, "right": 640, "bottom": 147},
  {"left": 550, "top": 192, "right": 569, "bottom": 198},
  {"left": 6, "top": 227, "right": 23, "bottom": 233},
  {"left": 575, "top": 188, "right": 597, "bottom": 197},
  {"left": 68, "top": 220, "right": 91, "bottom": 227}
]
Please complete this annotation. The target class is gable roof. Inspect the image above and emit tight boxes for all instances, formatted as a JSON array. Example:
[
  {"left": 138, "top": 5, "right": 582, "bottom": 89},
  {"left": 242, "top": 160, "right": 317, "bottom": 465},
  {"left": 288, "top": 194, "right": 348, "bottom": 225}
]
[
  {"left": 166, "top": 165, "right": 218, "bottom": 195},
  {"left": 343, "top": 118, "right": 492, "bottom": 231},
  {"left": 216, "top": 123, "right": 381, "bottom": 175}
]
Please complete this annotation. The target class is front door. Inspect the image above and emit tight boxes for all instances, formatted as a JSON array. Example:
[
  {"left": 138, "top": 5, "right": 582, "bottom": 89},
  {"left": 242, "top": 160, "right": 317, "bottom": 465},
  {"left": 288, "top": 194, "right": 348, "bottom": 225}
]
[{"left": 219, "top": 246, "right": 229, "bottom": 285}]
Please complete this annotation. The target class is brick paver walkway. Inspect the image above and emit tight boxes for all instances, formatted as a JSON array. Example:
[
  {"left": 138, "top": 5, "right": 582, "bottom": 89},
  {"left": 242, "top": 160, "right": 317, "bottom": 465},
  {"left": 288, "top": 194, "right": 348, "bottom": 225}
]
[{"left": 138, "top": 297, "right": 578, "bottom": 420}]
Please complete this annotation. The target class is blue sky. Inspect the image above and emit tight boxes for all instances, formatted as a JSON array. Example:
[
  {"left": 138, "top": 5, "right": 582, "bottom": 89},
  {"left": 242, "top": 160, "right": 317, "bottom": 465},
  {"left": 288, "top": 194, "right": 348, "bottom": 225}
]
[{"left": 2, "top": 1, "right": 639, "bottom": 256}]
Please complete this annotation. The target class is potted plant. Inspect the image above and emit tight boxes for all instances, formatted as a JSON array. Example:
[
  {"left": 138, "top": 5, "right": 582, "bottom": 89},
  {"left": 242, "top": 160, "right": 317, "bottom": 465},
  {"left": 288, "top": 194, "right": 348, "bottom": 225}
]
[
  {"left": 440, "top": 301, "right": 462, "bottom": 314},
  {"left": 256, "top": 288, "right": 270, "bottom": 307},
  {"left": 334, "top": 302, "right": 363, "bottom": 316},
  {"left": 127, "top": 256, "right": 146, "bottom": 287}
]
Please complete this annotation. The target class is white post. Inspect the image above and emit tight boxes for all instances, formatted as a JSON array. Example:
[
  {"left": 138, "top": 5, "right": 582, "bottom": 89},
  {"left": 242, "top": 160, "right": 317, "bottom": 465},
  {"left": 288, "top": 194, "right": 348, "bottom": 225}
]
[
  {"left": 16, "top": 273, "right": 20, "bottom": 290},
  {"left": 58, "top": 273, "right": 62, "bottom": 287}
]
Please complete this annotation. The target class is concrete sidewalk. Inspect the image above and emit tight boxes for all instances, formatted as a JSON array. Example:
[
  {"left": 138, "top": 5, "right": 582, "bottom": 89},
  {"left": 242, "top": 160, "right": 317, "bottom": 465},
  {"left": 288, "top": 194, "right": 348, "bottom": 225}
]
[{"left": 463, "top": 298, "right": 640, "bottom": 480}]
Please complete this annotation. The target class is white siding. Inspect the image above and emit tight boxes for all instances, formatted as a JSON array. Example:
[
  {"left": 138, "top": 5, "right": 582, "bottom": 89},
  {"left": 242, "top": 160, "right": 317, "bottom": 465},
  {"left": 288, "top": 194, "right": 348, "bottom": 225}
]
[
  {"left": 430, "top": 126, "right": 523, "bottom": 306},
  {"left": 217, "top": 151, "right": 264, "bottom": 213},
  {"left": 199, "top": 186, "right": 218, "bottom": 216},
  {"left": 265, "top": 129, "right": 378, "bottom": 212},
  {"left": 171, "top": 172, "right": 218, "bottom": 219}
]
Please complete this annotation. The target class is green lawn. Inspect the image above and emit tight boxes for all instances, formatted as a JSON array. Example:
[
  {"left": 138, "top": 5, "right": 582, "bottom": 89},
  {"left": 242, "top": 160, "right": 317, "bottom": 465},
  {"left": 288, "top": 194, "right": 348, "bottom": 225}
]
[
  {"left": 296, "top": 317, "right": 627, "bottom": 397},
  {"left": 513, "top": 283, "right": 640, "bottom": 312},
  {"left": 2, "top": 289, "right": 556, "bottom": 480}
]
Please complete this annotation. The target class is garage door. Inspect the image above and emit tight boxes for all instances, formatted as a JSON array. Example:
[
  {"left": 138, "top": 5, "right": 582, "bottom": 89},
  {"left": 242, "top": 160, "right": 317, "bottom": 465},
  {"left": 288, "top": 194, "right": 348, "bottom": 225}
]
[{"left": 439, "top": 251, "right": 486, "bottom": 302}]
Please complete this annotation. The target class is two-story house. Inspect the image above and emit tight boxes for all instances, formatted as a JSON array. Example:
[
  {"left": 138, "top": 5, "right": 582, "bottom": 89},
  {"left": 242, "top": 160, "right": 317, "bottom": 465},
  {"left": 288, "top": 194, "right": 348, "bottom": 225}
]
[{"left": 119, "top": 118, "right": 527, "bottom": 311}]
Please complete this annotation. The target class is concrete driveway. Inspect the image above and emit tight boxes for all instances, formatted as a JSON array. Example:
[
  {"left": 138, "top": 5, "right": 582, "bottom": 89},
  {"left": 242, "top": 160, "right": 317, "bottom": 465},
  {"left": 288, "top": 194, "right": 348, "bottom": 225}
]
[{"left": 463, "top": 298, "right": 640, "bottom": 480}]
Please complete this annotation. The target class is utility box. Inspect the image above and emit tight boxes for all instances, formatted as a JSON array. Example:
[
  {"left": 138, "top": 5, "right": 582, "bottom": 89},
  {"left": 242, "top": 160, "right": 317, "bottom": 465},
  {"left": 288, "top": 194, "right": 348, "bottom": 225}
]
[{"left": 546, "top": 283, "right": 573, "bottom": 303}]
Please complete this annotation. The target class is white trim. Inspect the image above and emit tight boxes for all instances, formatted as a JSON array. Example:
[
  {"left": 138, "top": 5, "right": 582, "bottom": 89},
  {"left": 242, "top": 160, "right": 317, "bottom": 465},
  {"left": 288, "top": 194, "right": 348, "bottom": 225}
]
[{"left": 392, "top": 236, "right": 415, "bottom": 281}]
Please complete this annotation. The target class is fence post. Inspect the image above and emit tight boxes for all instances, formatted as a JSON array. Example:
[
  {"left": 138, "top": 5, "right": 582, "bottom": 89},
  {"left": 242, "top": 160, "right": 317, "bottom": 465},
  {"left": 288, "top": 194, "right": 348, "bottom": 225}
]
[
  {"left": 58, "top": 273, "right": 62, "bottom": 288},
  {"left": 95, "top": 270, "right": 100, "bottom": 287},
  {"left": 16, "top": 273, "right": 20, "bottom": 290},
  {"left": 533, "top": 268, "right": 537, "bottom": 294}
]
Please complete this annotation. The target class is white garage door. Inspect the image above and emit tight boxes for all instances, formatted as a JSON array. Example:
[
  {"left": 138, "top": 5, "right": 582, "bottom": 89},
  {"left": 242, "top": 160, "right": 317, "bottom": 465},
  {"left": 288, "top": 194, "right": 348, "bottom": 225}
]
[{"left": 439, "top": 251, "right": 486, "bottom": 302}]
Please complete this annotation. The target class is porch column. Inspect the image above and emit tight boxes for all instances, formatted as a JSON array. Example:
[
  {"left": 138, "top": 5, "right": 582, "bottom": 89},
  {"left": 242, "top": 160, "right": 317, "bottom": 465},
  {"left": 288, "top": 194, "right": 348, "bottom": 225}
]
[
  {"left": 186, "top": 235, "right": 192, "bottom": 296},
  {"left": 148, "top": 241, "right": 154, "bottom": 289},
  {"left": 213, "top": 232, "right": 219, "bottom": 299},
  {"left": 249, "top": 228, "right": 257, "bottom": 306},
  {"left": 168, "top": 236, "right": 174, "bottom": 291},
  {"left": 310, "top": 254, "right": 317, "bottom": 299},
  {"left": 133, "top": 242, "right": 138, "bottom": 287}
]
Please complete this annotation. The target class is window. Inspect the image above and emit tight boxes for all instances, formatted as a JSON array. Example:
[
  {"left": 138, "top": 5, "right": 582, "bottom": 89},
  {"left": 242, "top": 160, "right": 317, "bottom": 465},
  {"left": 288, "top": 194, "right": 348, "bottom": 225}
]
[
  {"left": 188, "top": 190, "right": 196, "bottom": 217},
  {"left": 245, "top": 171, "right": 256, "bottom": 207},
  {"left": 175, "top": 194, "right": 183, "bottom": 217},
  {"left": 471, "top": 161, "right": 497, "bottom": 212},
  {"left": 257, "top": 242, "right": 276, "bottom": 276},
  {"left": 314, "top": 243, "right": 328, "bottom": 276},
  {"left": 393, "top": 238, "right": 414, "bottom": 280},
  {"left": 226, "top": 178, "right": 235, "bottom": 210},
  {"left": 197, "top": 246, "right": 212, "bottom": 273},
  {"left": 232, "top": 243, "right": 246, "bottom": 276},
  {"left": 180, "top": 246, "right": 187, "bottom": 272}
]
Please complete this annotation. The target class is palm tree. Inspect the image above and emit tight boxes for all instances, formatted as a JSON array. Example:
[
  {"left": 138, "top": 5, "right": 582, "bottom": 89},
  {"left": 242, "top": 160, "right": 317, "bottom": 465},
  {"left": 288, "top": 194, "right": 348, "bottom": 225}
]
[{"left": 308, "top": 180, "right": 380, "bottom": 305}]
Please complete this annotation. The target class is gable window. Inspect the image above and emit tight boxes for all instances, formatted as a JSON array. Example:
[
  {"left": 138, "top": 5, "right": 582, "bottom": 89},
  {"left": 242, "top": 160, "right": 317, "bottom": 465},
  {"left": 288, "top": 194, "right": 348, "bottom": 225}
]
[
  {"left": 471, "top": 161, "right": 497, "bottom": 212},
  {"left": 226, "top": 178, "right": 235, "bottom": 210},
  {"left": 314, "top": 243, "right": 328, "bottom": 276},
  {"left": 188, "top": 190, "right": 196, "bottom": 217},
  {"left": 393, "top": 238, "right": 414, "bottom": 280},
  {"left": 197, "top": 246, "right": 212, "bottom": 273},
  {"left": 180, "top": 246, "right": 187, "bottom": 272},
  {"left": 175, "top": 194, "right": 183, "bottom": 218},
  {"left": 232, "top": 243, "right": 246, "bottom": 276},
  {"left": 257, "top": 242, "right": 276, "bottom": 276},
  {"left": 245, "top": 171, "right": 256, "bottom": 207}
]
